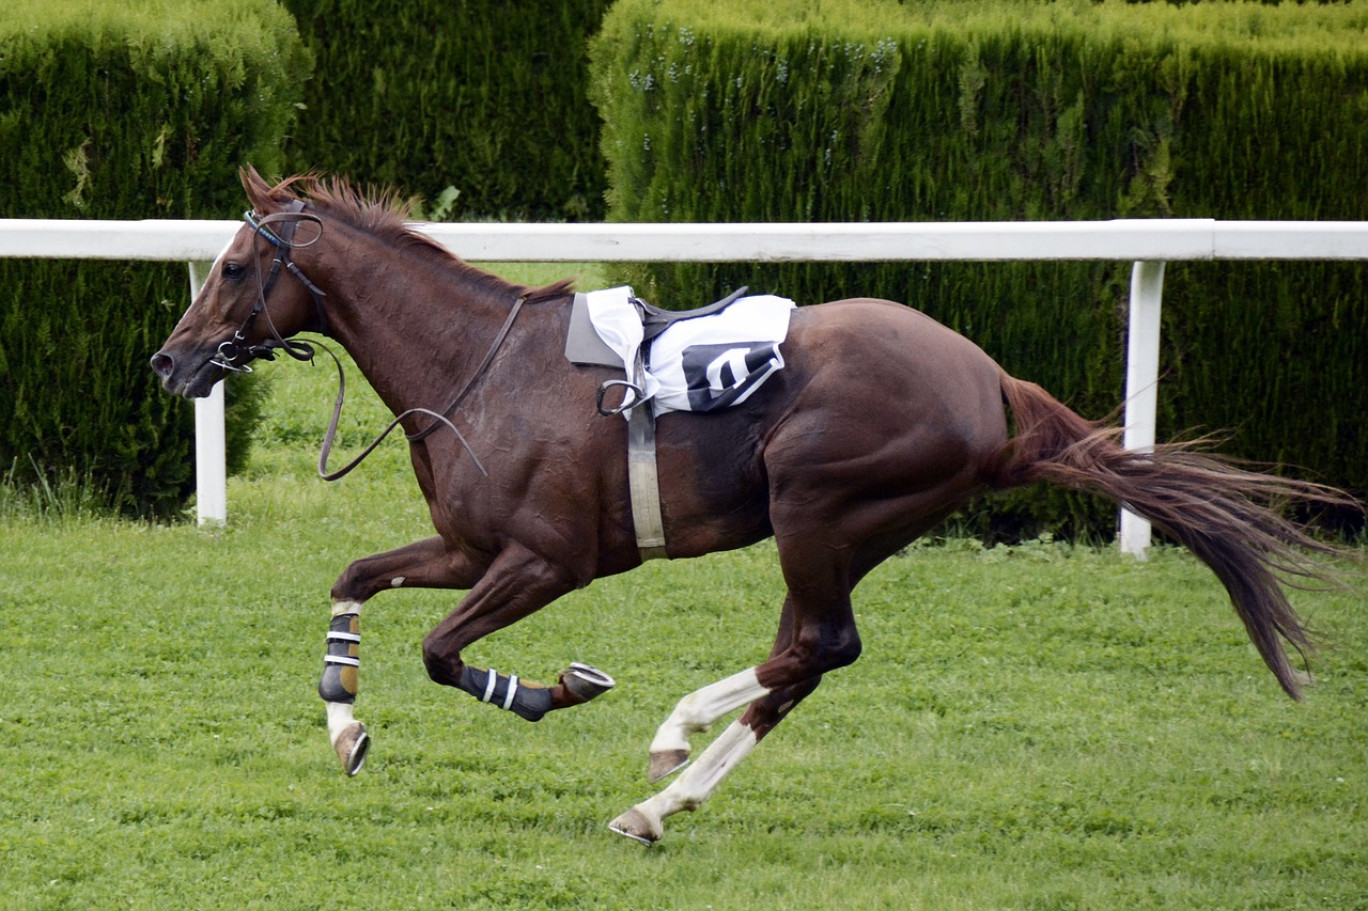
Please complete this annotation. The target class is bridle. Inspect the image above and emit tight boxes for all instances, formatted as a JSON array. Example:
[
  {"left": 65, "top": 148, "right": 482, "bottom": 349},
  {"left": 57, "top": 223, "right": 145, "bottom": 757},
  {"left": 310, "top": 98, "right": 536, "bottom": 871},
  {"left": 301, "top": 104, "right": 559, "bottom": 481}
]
[
  {"left": 207, "top": 200, "right": 526, "bottom": 481},
  {"left": 209, "top": 200, "right": 327, "bottom": 374}
]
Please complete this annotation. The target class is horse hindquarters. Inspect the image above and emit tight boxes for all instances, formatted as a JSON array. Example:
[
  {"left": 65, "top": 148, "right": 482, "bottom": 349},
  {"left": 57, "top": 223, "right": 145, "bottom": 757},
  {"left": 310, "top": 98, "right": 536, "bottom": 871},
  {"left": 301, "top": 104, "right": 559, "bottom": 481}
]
[
  {"left": 988, "top": 372, "right": 1353, "bottom": 699},
  {"left": 611, "top": 315, "right": 1009, "bottom": 844}
]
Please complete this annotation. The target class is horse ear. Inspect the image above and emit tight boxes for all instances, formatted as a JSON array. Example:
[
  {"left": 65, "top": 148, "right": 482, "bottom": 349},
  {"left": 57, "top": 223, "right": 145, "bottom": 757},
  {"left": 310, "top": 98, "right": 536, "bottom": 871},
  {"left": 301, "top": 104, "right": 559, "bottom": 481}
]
[
  {"left": 240, "top": 165, "right": 267, "bottom": 209},
  {"left": 239, "top": 164, "right": 286, "bottom": 214}
]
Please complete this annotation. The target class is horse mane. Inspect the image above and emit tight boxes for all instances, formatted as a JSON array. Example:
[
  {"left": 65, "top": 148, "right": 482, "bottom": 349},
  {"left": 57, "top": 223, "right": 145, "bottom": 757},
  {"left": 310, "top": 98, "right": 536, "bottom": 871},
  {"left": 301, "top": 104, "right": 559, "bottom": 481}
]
[{"left": 239, "top": 166, "right": 575, "bottom": 304}]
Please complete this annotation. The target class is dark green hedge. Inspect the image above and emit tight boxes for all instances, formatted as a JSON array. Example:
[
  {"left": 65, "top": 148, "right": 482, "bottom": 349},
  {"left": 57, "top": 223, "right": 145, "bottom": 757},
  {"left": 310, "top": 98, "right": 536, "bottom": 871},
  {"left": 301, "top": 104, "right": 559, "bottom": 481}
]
[
  {"left": 0, "top": 0, "right": 309, "bottom": 517},
  {"left": 281, "top": 0, "right": 611, "bottom": 221},
  {"left": 591, "top": 0, "right": 1368, "bottom": 539}
]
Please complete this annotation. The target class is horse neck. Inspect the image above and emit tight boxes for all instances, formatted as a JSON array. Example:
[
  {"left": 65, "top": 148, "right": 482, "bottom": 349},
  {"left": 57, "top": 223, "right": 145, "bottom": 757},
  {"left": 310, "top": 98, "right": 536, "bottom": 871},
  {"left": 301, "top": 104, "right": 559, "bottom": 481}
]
[{"left": 305, "top": 223, "right": 525, "bottom": 417}]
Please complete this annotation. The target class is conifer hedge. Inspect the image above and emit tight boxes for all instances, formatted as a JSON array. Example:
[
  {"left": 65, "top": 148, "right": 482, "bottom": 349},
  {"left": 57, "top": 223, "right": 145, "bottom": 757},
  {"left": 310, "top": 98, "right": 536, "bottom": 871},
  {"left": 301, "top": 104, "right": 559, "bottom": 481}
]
[
  {"left": 281, "top": 0, "right": 611, "bottom": 220},
  {"left": 0, "top": 0, "right": 309, "bottom": 517},
  {"left": 591, "top": 0, "right": 1368, "bottom": 538}
]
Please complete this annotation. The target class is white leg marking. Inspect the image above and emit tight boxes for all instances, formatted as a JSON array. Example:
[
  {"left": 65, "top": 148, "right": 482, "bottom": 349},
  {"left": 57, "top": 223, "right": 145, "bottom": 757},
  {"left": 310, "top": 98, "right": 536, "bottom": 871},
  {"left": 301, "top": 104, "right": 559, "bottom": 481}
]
[
  {"left": 623, "top": 720, "right": 760, "bottom": 837},
  {"left": 331, "top": 599, "right": 363, "bottom": 617},
  {"left": 326, "top": 700, "right": 358, "bottom": 747},
  {"left": 390, "top": 576, "right": 405, "bottom": 588},
  {"left": 649, "top": 667, "right": 768, "bottom": 756}
]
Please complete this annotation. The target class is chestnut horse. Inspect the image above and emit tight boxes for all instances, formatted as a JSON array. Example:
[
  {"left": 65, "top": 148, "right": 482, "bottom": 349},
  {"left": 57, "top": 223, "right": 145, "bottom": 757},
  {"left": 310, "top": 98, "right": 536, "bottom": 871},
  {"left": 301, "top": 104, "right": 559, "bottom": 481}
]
[{"left": 152, "top": 169, "right": 1351, "bottom": 844}]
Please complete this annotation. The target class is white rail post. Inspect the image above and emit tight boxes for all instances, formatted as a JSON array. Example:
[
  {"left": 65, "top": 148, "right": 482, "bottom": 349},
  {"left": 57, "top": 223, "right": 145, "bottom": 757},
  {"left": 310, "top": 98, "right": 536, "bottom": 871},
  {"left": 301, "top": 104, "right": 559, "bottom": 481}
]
[
  {"left": 1119, "top": 260, "right": 1166, "bottom": 558},
  {"left": 186, "top": 260, "right": 227, "bottom": 526}
]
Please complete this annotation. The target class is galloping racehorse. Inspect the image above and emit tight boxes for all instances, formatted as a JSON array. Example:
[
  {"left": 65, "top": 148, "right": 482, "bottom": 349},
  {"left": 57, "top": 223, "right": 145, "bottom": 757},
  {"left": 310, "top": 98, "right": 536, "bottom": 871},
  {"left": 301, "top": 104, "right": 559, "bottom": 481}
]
[{"left": 152, "top": 168, "right": 1352, "bottom": 844}]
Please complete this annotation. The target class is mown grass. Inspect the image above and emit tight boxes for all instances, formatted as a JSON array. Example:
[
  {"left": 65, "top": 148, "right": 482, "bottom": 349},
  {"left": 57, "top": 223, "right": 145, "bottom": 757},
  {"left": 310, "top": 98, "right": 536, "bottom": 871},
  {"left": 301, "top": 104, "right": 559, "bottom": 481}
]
[{"left": 1, "top": 263, "right": 1364, "bottom": 909}]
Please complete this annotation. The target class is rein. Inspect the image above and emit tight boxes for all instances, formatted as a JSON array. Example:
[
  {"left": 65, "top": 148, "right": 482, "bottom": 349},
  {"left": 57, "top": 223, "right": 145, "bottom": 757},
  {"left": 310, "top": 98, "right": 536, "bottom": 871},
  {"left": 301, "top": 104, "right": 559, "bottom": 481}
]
[
  {"left": 311, "top": 341, "right": 493, "bottom": 481},
  {"left": 218, "top": 204, "right": 526, "bottom": 481},
  {"left": 314, "top": 293, "right": 529, "bottom": 479},
  {"left": 405, "top": 294, "right": 526, "bottom": 444}
]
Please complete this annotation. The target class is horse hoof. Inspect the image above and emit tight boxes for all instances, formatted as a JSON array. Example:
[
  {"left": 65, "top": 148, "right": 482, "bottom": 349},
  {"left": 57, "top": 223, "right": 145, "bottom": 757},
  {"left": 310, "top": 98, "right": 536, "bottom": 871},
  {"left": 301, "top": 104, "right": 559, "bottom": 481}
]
[
  {"left": 334, "top": 722, "right": 370, "bottom": 776},
  {"left": 562, "top": 662, "right": 616, "bottom": 703},
  {"left": 648, "top": 749, "right": 690, "bottom": 783},
  {"left": 608, "top": 808, "right": 661, "bottom": 845}
]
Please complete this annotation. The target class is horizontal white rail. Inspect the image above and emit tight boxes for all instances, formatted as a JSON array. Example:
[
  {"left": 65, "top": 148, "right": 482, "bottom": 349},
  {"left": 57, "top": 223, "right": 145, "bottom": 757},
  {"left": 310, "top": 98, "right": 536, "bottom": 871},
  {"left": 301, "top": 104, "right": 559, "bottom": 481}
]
[
  {"left": 6, "top": 217, "right": 1368, "bottom": 261},
  {"left": 3, "top": 218, "right": 1366, "bottom": 553}
]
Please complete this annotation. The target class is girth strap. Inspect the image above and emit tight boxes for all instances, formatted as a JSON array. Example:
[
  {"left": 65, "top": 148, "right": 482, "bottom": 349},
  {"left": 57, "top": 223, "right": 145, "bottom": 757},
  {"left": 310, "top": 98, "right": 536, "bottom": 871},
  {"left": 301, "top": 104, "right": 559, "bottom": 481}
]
[{"left": 628, "top": 406, "right": 668, "bottom": 560}]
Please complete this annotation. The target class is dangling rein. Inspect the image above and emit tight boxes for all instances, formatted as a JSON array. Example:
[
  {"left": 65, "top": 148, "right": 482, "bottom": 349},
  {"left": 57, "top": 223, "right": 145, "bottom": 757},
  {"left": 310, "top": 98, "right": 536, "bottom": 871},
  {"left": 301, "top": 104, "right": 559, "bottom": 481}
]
[
  {"left": 310, "top": 295, "right": 526, "bottom": 482},
  {"left": 232, "top": 206, "right": 522, "bottom": 481}
]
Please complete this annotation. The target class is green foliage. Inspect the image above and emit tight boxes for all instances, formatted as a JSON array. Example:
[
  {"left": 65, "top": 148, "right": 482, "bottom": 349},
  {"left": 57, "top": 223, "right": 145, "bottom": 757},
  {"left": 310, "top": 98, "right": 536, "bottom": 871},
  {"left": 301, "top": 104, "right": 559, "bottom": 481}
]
[
  {"left": 280, "top": 0, "right": 612, "bottom": 221},
  {"left": 0, "top": 0, "right": 309, "bottom": 517},
  {"left": 590, "top": 0, "right": 1368, "bottom": 539}
]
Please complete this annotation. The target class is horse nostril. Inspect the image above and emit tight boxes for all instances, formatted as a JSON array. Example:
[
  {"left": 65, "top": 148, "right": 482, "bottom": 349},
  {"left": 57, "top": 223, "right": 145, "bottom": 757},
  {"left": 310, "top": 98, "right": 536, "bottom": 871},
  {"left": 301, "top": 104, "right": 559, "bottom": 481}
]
[{"left": 150, "top": 352, "right": 175, "bottom": 378}]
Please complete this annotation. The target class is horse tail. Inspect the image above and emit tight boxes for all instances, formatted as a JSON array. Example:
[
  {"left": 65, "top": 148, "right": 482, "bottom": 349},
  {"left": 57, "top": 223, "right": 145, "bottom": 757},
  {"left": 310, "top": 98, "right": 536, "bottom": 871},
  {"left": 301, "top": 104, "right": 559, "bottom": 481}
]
[{"left": 985, "top": 371, "right": 1357, "bottom": 700}]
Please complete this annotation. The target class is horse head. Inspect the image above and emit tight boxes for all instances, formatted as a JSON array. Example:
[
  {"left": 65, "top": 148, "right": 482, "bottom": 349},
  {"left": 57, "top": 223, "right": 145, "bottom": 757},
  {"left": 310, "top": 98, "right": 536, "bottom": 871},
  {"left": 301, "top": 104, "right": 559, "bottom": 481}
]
[{"left": 151, "top": 166, "right": 326, "bottom": 398}]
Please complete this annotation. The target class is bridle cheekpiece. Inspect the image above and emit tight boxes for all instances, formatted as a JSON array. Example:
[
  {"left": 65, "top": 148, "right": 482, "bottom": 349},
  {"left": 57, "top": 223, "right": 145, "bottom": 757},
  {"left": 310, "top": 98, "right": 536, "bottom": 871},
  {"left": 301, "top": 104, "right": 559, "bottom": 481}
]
[{"left": 210, "top": 200, "right": 328, "bottom": 373}]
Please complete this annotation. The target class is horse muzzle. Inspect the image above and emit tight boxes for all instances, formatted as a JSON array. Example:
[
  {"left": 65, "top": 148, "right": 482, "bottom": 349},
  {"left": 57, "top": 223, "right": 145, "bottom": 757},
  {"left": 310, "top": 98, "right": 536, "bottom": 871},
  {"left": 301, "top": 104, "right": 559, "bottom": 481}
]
[{"left": 149, "top": 347, "right": 226, "bottom": 399}]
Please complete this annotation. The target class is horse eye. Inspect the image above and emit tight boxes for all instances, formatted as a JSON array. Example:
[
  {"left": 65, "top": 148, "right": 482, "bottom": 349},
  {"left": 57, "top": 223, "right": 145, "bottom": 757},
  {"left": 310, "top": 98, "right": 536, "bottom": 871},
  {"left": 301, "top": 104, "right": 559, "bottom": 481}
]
[{"left": 222, "top": 262, "right": 246, "bottom": 281}]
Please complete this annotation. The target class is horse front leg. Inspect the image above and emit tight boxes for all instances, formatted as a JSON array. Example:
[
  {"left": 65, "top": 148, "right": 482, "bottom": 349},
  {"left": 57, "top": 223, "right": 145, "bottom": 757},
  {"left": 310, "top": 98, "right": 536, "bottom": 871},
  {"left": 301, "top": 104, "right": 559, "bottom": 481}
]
[
  {"left": 321, "top": 537, "right": 617, "bottom": 775},
  {"left": 419, "top": 543, "right": 616, "bottom": 723},
  {"left": 321, "top": 535, "right": 484, "bottom": 775}
]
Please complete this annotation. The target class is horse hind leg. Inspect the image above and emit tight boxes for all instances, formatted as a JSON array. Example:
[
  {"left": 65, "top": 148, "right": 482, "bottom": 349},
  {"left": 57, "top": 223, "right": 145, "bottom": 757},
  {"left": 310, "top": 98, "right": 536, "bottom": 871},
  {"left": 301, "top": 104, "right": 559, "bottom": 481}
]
[
  {"left": 636, "top": 592, "right": 810, "bottom": 782},
  {"left": 641, "top": 666, "right": 771, "bottom": 782},
  {"left": 607, "top": 663, "right": 776, "bottom": 843},
  {"left": 609, "top": 677, "right": 821, "bottom": 845},
  {"left": 610, "top": 581, "right": 859, "bottom": 844},
  {"left": 610, "top": 717, "right": 763, "bottom": 844},
  {"left": 609, "top": 665, "right": 774, "bottom": 843}
]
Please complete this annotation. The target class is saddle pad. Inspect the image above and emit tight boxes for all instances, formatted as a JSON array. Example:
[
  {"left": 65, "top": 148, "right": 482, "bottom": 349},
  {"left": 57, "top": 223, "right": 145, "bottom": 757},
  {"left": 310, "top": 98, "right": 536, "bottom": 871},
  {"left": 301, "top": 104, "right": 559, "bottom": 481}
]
[{"left": 568, "top": 286, "right": 795, "bottom": 418}]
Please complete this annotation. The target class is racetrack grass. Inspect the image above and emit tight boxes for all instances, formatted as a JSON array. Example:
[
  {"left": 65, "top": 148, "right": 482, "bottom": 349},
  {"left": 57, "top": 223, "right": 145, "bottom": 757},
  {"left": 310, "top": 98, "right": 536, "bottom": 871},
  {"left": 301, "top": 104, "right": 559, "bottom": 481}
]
[{"left": 2, "top": 265, "right": 1364, "bottom": 909}]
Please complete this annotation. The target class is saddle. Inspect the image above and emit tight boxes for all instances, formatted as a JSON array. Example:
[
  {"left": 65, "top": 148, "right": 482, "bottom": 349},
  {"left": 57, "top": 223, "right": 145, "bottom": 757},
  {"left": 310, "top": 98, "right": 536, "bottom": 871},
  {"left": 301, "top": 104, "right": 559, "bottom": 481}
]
[
  {"left": 564, "top": 286, "right": 750, "bottom": 368},
  {"left": 640, "top": 286, "right": 749, "bottom": 342},
  {"left": 563, "top": 285, "right": 795, "bottom": 563}
]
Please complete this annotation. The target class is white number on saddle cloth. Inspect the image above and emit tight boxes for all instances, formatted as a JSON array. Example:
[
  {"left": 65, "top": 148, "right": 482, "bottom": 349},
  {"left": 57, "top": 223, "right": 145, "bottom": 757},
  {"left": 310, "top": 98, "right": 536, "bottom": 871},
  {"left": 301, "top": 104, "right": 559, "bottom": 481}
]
[{"left": 678, "top": 341, "right": 785, "bottom": 412}]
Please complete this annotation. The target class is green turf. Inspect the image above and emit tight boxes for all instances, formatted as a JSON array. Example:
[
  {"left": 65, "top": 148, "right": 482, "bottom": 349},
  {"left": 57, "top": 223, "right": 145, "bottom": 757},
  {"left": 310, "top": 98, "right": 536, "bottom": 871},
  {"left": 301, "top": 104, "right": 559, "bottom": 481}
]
[{"left": 1, "top": 264, "right": 1363, "bottom": 909}]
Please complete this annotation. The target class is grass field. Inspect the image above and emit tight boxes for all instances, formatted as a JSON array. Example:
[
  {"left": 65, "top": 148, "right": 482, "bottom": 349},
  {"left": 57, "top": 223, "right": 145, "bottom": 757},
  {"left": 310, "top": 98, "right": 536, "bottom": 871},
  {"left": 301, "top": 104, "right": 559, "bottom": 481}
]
[{"left": 1, "top": 264, "right": 1364, "bottom": 909}]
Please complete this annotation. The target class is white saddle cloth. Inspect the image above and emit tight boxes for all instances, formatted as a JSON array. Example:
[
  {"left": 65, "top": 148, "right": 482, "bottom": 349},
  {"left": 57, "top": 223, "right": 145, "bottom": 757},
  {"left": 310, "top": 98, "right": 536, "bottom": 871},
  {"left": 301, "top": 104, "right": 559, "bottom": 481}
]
[{"left": 583, "top": 286, "right": 795, "bottom": 419}]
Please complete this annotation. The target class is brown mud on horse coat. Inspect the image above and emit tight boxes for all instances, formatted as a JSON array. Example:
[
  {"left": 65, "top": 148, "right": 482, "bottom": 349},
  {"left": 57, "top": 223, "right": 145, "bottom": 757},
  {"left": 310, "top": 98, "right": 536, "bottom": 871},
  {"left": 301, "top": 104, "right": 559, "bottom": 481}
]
[{"left": 151, "top": 169, "right": 1356, "bottom": 844}]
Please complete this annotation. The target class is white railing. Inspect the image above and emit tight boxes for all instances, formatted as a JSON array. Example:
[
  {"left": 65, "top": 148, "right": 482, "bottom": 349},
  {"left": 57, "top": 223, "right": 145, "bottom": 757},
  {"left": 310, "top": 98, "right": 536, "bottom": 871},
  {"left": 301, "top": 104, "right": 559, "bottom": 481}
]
[{"left": 5, "top": 218, "right": 1368, "bottom": 554}]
